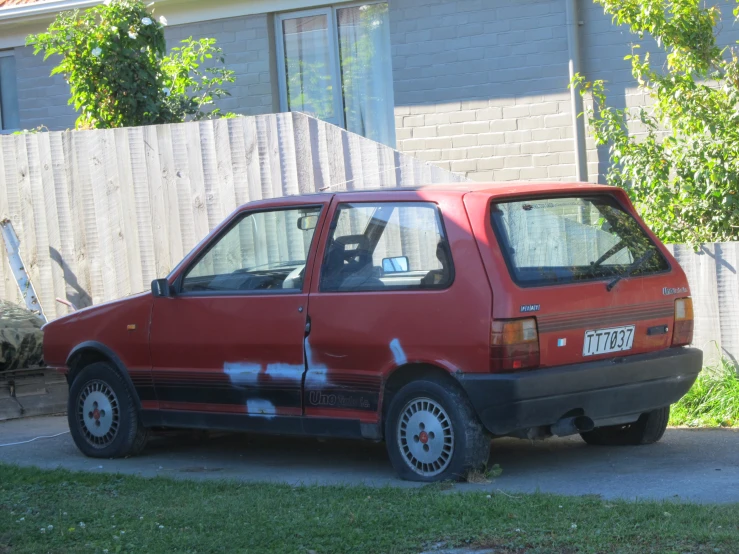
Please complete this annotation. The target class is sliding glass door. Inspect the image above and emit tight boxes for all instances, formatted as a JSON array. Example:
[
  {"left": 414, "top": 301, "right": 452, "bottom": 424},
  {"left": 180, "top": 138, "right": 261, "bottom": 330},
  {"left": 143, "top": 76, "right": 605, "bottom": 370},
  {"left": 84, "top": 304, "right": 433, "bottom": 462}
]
[{"left": 275, "top": 3, "right": 396, "bottom": 146}]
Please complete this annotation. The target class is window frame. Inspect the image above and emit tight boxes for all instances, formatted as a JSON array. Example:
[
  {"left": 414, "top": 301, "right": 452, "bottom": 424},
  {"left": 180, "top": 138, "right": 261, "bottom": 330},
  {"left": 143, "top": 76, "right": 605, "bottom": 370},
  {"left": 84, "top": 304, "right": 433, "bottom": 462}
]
[
  {"left": 274, "top": 1, "right": 392, "bottom": 136},
  {"left": 175, "top": 204, "right": 324, "bottom": 297},
  {"left": 318, "top": 200, "right": 456, "bottom": 293},
  {"left": 489, "top": 192, "right": 672, "bottom": 289},
  {"left": 275, "top": 6, "right": 344, "bottom": 128},
  {"left": 0, "top": 50, "right": 20, "bottom": 133}
]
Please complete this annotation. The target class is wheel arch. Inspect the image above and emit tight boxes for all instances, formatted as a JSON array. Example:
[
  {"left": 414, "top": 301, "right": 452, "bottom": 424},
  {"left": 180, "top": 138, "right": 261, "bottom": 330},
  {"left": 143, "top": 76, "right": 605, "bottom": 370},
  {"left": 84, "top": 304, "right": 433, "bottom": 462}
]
[
  {"left": 66, "top": 341, "right": 142, "bottom": 411},
  {"left": 381, "top": 363, "right": 465, "bottom": 421},
  {"left": 381, "top": 363, "right": 491, "bottom": 481}
]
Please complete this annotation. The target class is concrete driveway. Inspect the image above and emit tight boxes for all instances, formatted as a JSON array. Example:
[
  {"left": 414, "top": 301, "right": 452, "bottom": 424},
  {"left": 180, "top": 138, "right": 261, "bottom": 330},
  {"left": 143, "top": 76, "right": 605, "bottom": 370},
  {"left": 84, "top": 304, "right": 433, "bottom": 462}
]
[{"left": 1, "top": 415, "right": 738, "bottom": 504}]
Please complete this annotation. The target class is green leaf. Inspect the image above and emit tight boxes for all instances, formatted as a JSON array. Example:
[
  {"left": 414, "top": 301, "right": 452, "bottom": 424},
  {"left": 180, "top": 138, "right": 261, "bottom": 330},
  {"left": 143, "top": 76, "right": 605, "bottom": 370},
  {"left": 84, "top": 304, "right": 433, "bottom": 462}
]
[{"left": 579, "top": 0, "right": 739, "bottom": 244}]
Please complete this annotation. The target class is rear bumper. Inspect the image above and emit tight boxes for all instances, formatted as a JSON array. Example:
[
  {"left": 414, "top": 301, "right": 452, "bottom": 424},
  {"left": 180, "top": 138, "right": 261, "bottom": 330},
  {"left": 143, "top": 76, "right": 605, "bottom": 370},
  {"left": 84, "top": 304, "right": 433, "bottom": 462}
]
[{"left": 455, "top": 347, "right": 702, "bottom": 436}]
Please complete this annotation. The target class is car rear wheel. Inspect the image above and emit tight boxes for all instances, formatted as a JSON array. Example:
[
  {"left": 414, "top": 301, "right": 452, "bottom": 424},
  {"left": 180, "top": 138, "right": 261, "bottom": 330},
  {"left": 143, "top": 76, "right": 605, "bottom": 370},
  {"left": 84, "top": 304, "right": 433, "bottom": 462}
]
[
  {"left": 385, "top": 376, "right": 490, "bottom": 482},
  {"left": 580, "top": 406, "right": 670, "bottom": 446},
  {"left": 68, "top": 362, "right": 149, "bottom": 458}
]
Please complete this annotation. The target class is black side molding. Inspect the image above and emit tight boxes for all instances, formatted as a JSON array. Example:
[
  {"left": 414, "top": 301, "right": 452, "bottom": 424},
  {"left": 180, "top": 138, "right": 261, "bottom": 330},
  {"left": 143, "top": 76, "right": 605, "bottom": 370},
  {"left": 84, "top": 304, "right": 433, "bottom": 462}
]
[{"left": 140, "top": 410, "right": 380, "bottom": 440}]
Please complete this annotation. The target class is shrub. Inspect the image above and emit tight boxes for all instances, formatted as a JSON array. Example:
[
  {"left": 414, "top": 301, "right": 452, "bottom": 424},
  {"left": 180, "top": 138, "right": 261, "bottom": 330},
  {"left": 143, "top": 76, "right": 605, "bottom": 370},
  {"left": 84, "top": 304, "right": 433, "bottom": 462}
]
[
  {"left": 575, "top": 0, "right": 739, "bottom": 244},
  {"left": 27, "top": 0, "right": 235, "bottom": 129},
  {"left": 670, "top": 356, "right": 739, "bottom": 427}
]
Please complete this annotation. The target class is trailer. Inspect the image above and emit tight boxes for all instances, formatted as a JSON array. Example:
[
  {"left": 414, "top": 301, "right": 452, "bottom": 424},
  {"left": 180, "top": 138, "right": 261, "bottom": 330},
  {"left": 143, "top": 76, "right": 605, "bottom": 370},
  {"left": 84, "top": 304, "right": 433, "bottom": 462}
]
[{"left": 1, "top": 220, "right": 66, "bottom": 421}]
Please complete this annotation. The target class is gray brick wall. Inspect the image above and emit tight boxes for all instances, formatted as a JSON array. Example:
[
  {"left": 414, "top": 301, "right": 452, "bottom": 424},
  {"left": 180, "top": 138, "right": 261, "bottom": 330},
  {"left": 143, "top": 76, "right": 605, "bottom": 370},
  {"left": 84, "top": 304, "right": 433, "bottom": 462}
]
[
  {"left": 390, "top": 0, "right": 578, "bottom": 182},
  {"left": 14, "top": 46, "right": 77, "bottom": 131},
  {"left": 391, "top": 0, "right": 739, "bottom": 184},
  {"left": 11, "top": 13, "right": 277, "bottom": 131},
  {"left": 579, "top": 0, "right": 660, "bottom": 182},
  {"left": 165, "top": 14, "right": 278, "bottom": 116}
]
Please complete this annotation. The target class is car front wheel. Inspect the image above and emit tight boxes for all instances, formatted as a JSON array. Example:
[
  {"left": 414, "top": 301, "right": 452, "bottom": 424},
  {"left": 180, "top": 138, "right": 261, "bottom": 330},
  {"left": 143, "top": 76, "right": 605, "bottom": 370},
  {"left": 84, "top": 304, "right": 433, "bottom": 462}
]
[
  {"left": 68, "top": 362, "right": 149, "bottom": 458},
  {"left": 385, "top": 376, "right": 490, "bottom": 482}
]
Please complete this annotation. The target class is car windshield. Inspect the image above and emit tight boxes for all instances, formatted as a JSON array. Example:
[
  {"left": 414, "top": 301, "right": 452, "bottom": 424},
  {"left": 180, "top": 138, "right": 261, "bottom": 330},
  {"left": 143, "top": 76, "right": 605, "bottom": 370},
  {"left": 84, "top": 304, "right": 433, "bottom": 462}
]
[{"left": 490, "top": 194, "right": 669, "bottom": 286}]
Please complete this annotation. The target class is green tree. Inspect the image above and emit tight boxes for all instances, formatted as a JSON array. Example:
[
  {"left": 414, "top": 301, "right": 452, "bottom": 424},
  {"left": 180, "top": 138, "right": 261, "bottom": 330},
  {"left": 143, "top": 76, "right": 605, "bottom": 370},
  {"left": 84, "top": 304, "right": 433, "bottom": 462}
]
[
  {"left": 575, "top": 0, "right": 739, "bottom": 244},
  {"left": 27, "top": 0, "right": 235, "bottom": 129}
]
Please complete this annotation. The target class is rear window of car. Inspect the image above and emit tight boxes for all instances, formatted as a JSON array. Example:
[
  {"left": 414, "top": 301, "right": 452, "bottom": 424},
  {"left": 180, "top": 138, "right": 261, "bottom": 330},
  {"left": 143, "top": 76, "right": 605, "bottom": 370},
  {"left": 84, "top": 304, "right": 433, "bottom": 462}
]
[{"left": 490, "top": 194, "right": 669, "bottom": 287}]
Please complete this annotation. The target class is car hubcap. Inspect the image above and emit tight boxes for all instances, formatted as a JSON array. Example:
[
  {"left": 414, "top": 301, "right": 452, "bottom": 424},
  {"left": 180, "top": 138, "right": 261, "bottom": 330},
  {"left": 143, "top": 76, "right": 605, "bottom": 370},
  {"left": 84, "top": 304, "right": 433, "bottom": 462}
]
[
  {"left": 77, "top": 380, "right": 119, "bottom": 447},
  {"left": 397, "top": 397, "right": 454, "bottom": 477}
]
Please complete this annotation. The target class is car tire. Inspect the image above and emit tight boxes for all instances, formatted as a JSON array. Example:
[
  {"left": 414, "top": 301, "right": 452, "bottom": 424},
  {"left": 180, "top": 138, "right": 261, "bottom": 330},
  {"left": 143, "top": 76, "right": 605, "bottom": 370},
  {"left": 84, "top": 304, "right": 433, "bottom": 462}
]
[
  {"left": 580, "top": 406, "right": 670, "bottom": 446},
  {"left": 68, "top": 361, "right": 149, "bottom": 458},
  {"left": 384, "top": 376, "right": 490, "bottom": 482}
]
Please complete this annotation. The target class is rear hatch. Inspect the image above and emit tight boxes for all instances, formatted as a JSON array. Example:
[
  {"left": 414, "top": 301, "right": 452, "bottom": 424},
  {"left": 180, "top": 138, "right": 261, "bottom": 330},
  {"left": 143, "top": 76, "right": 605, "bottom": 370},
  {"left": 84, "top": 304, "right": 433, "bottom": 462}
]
[{"left": 466, "top": 188, "right": 692, "bottom": 370}]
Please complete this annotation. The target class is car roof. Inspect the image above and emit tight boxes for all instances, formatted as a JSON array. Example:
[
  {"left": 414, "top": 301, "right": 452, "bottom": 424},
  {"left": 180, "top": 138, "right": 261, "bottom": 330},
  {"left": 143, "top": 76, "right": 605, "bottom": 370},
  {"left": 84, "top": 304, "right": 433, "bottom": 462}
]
[
  {"left": 293, "top": 181, "right": 611, "bottom": 198},
  {"left": 235, "top": 182, "right": 616, "bottom": 211},
  {"left": 389, "top": 182, "right": 610, "bottom": 195}
]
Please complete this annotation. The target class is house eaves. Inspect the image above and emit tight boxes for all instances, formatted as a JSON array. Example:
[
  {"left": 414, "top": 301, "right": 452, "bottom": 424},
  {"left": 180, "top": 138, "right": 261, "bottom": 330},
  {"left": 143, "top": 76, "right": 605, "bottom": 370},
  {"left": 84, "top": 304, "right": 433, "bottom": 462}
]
[
  {"left": 0, "top": 0, "right": 101, "bottom": 21},
  {"left": 0, "top": 0, "right": 335, "bottom": 23},
  {"left": 0, "top": 0, "right": 336, "bottom": 48}
]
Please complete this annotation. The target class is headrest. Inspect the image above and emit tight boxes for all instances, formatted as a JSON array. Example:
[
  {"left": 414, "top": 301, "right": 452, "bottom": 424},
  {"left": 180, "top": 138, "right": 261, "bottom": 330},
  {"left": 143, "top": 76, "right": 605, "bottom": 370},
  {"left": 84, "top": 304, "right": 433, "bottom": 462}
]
[
  {"left": 436, "top": 241, "right": 450, "bottom": 265},
  {"left": 335, "top": 234, "right": 370, "bottom": 252}
]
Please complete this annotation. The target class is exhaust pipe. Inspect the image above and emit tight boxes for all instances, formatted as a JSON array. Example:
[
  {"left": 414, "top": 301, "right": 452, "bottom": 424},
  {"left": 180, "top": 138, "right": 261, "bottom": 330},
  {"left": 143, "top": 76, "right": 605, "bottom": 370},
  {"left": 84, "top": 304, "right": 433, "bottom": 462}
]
[{"left": 551, "top": 415, "right": 595, "bottom": 437}]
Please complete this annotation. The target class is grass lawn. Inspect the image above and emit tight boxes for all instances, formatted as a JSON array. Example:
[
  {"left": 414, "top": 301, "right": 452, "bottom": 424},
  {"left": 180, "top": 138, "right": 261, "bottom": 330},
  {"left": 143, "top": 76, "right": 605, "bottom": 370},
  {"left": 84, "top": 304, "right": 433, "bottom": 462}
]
[{"left": 1, "top": 464, "right": 737, "bottom": 554}]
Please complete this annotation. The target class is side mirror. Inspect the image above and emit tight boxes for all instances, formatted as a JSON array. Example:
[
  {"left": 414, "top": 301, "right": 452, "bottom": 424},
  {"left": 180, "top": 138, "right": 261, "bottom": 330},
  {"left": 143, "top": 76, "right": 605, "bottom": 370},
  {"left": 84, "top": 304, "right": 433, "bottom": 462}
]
[
  {"left": 297, "top": 214, "right": 319, "bottom": 231},
  {"left": 151, "top": 278, "right": 173, "bottom": 298},
  {"left": 382, "top": 256, "right": 409, "bottom": 273}
]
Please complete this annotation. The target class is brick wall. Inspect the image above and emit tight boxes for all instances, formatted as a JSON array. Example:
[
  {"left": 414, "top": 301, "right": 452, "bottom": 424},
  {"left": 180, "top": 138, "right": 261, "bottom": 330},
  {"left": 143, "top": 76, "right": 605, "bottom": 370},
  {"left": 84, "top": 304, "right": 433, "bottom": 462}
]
[
  {"left": 579, "top": 0, "right": 660, "bottom": 183},
  {"left": 390, "top": 0, "right": 739, "bottom": 184},
  {"left": 165, "top": 14, "right": 278, "bottom": 116},
  {"left": 11, "top": 13, "right": 277, "bottom": 131},
  {"left": 13, "top": 46, "right": 77, "bottom": 131},
  {"left": 389, "top": 0, "right": 580, "bottom": 182}
]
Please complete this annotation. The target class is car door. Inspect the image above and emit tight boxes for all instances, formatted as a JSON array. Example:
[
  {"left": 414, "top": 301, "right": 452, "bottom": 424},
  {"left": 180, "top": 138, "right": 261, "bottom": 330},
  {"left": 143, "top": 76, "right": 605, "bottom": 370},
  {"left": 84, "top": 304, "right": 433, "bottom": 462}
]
[
  {"left": 303, "top": 192, "right": 492, "bottom": 430},
  {"left": 148, "top": 200, "right": 328, "bottom": 424}
]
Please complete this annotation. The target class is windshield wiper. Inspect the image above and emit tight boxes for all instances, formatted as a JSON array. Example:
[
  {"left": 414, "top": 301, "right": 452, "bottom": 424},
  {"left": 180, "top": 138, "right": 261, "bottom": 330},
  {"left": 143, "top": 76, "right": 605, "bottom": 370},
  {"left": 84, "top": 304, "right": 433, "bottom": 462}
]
[
  {"left": 591, "top": 239, "right": 626, "bottom": 268},
  {"left": 606, "top": 250, "right": 655, "bottom": 292}
]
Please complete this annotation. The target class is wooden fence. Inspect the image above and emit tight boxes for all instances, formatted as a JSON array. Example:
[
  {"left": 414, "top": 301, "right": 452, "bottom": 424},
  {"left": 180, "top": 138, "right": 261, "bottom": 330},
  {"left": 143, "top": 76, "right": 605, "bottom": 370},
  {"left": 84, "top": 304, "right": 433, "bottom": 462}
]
[
  {"left": 668, "top": 243, "right": 739, "bottom": 366},
  {"left": 0, "top": 113, "right": 736, "bottom": 366},
  {"left": 0, "top": 113, "right": 464, "bottom": 319}
]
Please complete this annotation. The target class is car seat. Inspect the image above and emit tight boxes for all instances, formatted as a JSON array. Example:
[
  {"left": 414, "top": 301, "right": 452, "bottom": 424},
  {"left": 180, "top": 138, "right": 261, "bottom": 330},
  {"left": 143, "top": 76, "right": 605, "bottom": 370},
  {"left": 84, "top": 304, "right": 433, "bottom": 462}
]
[
  {"left": 322, "top": 235, "right": 384, "bottom": 291},
  {"left": 421, "top": 241, "right": 451, "bottom": 287}
]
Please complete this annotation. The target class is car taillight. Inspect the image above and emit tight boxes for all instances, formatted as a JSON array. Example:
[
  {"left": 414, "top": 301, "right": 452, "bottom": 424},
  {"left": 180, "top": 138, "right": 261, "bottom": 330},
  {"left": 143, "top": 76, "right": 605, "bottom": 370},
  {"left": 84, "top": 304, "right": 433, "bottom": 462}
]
[
  {"left": 490, "top": 318, "right": 540, "bottom": 372},
  {"left": 672, "top": 297, "right": 694, "bottom": 346}
]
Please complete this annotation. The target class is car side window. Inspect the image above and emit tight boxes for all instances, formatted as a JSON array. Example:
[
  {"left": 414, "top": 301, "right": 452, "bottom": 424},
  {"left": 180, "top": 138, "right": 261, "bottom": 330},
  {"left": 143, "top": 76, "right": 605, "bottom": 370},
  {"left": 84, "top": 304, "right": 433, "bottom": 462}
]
[
  {"left": 320, "top": 202, "right": 453, "bottom": 292},
  {"left": 181, "top": 206, "right": 322, "bottom": 293}
]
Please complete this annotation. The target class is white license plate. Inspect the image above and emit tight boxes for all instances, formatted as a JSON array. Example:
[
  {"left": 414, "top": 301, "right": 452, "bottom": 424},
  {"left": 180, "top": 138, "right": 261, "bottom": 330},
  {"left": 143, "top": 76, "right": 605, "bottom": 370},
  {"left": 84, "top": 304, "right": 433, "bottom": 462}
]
[{"left": 583, "top": 325, "right": 635, "bottom": 356}]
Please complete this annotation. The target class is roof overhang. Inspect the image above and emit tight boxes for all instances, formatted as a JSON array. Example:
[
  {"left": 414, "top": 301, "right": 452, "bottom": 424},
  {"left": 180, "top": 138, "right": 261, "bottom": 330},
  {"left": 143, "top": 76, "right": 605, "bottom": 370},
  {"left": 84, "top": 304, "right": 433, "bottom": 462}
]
[
  {"left": 0, "top": 0, "right": 100, "bottom": 21},
  {"left": 0, "top": 0, "right": 342, "bottom": 48}
]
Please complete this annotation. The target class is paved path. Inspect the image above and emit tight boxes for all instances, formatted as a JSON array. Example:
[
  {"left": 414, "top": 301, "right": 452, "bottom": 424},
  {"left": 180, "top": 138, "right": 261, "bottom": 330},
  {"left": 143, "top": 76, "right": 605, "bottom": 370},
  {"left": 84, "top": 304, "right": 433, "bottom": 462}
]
[{"left": 1, "top": 415, "right": 737, "bottom": 504}]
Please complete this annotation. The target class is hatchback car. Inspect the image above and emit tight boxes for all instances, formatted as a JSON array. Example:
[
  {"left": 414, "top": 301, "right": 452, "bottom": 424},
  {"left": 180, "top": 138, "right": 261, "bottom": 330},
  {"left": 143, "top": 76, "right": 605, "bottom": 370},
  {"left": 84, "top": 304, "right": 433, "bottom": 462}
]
[{"left": 43, "top": 183, "right": 702, "bottom": 481}]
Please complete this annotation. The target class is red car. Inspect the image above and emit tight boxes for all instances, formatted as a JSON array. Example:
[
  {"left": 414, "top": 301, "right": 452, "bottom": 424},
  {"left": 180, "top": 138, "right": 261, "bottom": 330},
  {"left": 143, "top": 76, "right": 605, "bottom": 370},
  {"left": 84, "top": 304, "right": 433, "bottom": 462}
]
[{"left": 43, "top": 183, "right": 702, "bottom": 481}]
